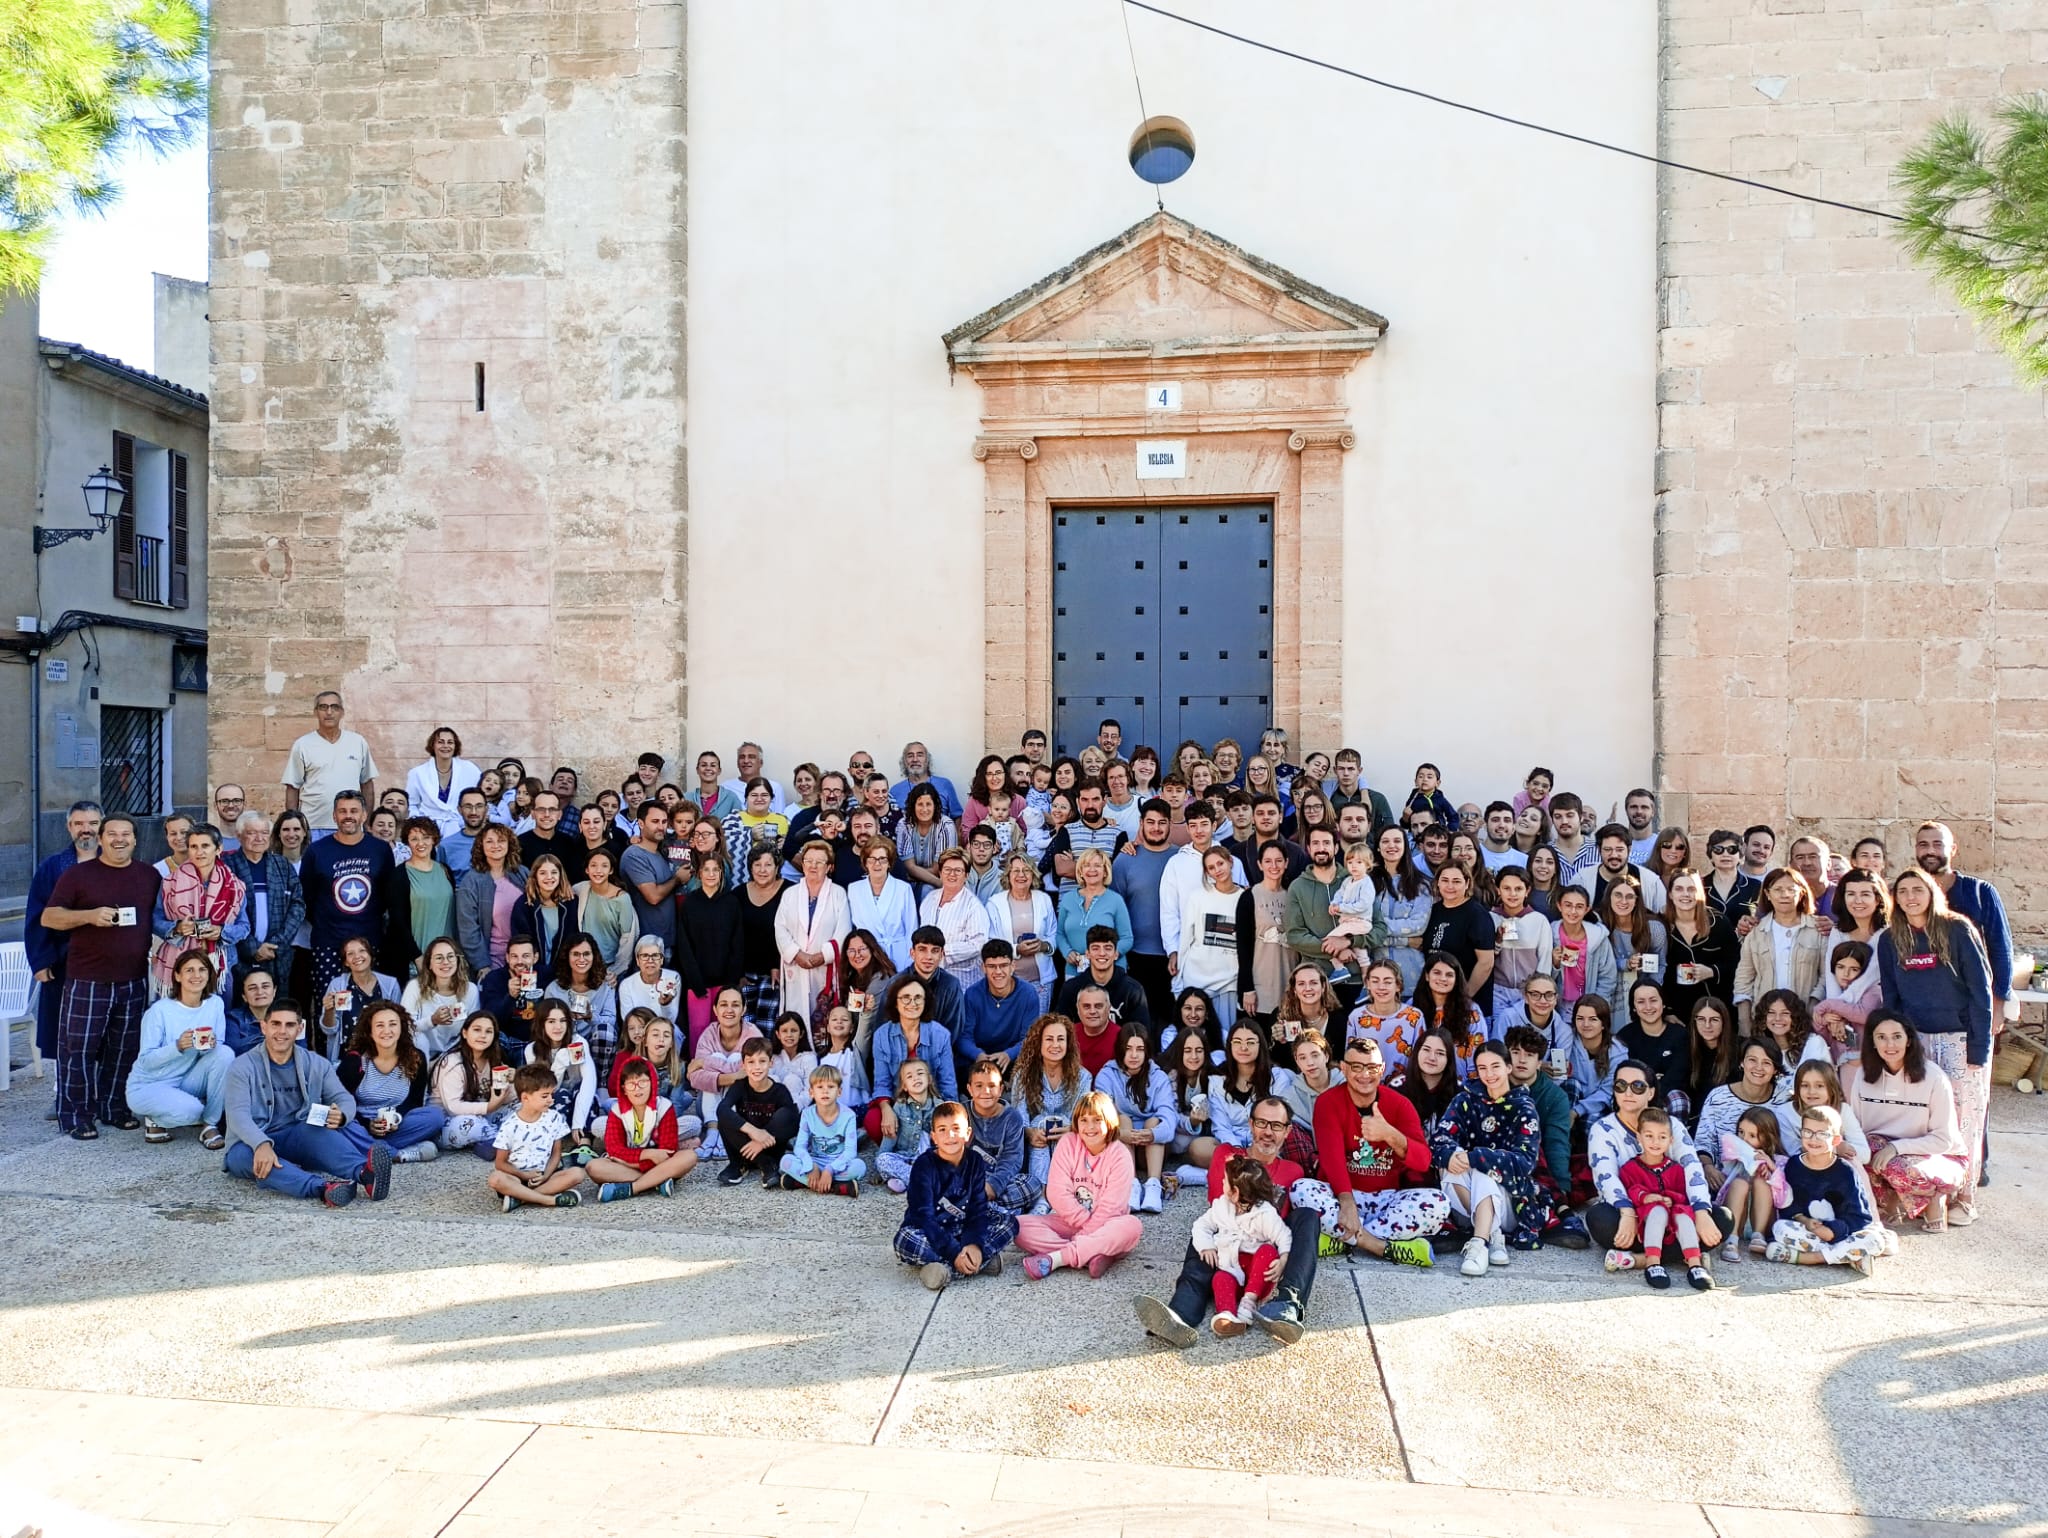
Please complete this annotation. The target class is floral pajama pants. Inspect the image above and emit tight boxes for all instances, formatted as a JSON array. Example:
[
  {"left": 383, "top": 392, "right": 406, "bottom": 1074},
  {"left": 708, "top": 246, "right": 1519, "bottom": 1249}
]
[
  {"left": 1769, "top": 1217, "right": 1884, "bottom": 1266},
  {"left": 1922, "top": 1034, "right": 1988, "bottom": 1208},
  {"left": 1866, "top": 1136, "right": 1966, "bottom": 1221},
  {"left": 1289, "top": 1179, "right": 1451, "bottom": 1240}
]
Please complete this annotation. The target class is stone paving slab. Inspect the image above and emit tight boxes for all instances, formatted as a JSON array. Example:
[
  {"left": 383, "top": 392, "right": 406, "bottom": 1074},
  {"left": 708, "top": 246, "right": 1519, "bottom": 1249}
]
[{"left": 5, "top": 1387, "right": 1996, "bottom": 1538}]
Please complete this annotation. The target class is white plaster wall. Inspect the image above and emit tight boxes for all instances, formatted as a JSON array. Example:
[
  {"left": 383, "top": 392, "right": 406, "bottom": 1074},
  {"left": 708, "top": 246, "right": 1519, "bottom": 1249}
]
[{"left": 687, "top": 0, "right": 1655, "bottom": 805}]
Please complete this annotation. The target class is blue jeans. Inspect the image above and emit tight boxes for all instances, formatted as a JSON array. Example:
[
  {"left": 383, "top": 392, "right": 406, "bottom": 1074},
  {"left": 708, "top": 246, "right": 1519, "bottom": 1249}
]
[
  {"left": 224, "top": 1118, "right": 374, "bottom": 1199},
  {"left": 365, "top": 1105, "right": 446, "bottom": 1151}
]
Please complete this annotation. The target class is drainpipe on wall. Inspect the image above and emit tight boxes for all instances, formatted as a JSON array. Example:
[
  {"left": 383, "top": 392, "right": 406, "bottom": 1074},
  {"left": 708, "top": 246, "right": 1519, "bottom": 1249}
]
[{"left": 27, "top": 659, "right": 40, "bottom": 873}]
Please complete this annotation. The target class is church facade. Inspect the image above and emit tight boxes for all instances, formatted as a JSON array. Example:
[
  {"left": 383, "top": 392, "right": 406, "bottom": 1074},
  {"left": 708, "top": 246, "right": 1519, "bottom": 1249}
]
[{"left": 207, "top": 0, "right": 2047, "bottom": 936}]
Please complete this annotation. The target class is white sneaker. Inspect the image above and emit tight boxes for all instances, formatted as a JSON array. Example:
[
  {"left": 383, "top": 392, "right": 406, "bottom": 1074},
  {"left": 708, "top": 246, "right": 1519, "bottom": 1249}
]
[
  {"left": 1488, "top": 1233, "right": 1510, "bottom": 1268},
  {"left": 1142, "top": 1178, "right": 1164, "bottom": 1213},
  {"left": 1130, "top": 1177, "right": 1146, "bottom": 1211},
  {"left": 1236, "top": 1296, "right": 1257, "bottom": 1324},
  {"left": 414, "top": 1141, "right": 439, "bottom": 1162},
  {"left": 1459, "top": 1237, "right": 1489, "bottom": 1278}
]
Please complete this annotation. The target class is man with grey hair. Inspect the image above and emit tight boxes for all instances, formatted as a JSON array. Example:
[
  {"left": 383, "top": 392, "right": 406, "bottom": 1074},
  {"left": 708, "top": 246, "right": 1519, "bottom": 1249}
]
[
  {"left": 223, "top": 810, "right": 306, "bottom": 987},
  {"left": 721, "top": 741, "right": 790, "bottom": 813},
  {"left": 283, "top": 691, "right": 378, "bottom": 831},
  {"left": 890, "top": 741, "right": 962, "bottom": 820}
]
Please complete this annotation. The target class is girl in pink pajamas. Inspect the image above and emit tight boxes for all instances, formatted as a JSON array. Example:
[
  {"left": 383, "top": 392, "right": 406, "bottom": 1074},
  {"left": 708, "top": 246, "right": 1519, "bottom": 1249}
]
[{"left": 1019, "top": 1091, "right": 1143, "bottom": 1280}]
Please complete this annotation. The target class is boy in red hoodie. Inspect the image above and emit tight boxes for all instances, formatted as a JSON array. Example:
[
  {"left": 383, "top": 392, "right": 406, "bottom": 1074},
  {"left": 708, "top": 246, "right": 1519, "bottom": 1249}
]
[{"left": 587, "top": 1057, "right": 698, "bottom": 1201}]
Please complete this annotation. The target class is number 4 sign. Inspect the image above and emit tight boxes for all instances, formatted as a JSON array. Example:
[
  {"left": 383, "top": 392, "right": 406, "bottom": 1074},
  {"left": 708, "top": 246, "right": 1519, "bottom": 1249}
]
[{"left": 1146, "top": 382, "right": 1181, "bottom": 412}]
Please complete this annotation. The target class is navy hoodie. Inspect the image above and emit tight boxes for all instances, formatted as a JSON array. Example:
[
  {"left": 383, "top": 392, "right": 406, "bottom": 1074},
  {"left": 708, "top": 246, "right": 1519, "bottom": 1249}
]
[{"left": 899, "top": 1145, "right": 994, "bottom": 1263}]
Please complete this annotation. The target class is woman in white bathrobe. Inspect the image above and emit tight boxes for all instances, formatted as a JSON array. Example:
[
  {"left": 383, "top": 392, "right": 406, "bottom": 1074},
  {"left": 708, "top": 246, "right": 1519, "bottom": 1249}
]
[{"left": 775, "top": 839, "right": 851, "bottom": 1021}]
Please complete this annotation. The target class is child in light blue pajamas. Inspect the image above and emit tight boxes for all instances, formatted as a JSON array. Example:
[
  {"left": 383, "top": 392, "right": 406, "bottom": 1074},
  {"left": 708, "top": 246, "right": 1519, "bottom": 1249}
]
[{"left": 779, "top": 1063, "right": 866, "bottom": 1195}]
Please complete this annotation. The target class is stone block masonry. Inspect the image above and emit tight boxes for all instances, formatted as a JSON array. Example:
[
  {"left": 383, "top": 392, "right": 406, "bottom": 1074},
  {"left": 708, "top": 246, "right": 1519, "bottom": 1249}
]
[
  {"left": 1658, "top": 0, "right": 2048, "bottom": 941},
  {"left": 206, "top": 0, "right": 688, "bottom": 800}
]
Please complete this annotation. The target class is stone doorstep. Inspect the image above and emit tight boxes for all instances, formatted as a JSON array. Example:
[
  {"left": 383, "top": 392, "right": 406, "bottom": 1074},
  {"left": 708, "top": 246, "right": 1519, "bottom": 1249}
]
[{"left": 0, "top": 1386, "right": 2003, "bottom": 1538}]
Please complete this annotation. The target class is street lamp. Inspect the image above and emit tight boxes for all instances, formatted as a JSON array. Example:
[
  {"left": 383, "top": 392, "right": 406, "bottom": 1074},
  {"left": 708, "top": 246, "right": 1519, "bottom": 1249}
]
[{"left": 34, "top": 465, "right": 124, "bottom": 551}]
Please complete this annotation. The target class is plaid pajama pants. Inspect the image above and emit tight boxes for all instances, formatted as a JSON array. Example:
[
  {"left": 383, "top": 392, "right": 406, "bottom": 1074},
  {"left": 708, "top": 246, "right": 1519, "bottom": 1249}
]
[
  {"left": 58, "top": 978, "right": 148, "bottom": 1133},
  {"left": 894, "top": 1207, "right": 1021, "bottom": 1268}
]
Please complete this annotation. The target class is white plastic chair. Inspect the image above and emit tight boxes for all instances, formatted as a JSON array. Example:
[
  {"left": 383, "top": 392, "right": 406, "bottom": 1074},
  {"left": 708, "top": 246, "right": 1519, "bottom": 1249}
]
[{"left": 0, "top": 940, "right": 41, "bottom": 1092}]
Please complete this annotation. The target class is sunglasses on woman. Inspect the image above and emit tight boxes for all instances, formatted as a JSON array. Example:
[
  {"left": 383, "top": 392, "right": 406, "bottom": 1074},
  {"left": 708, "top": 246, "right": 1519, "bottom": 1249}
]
[{"left": 1615, "top": 1078, "right": 1652, "bottom": 1094}]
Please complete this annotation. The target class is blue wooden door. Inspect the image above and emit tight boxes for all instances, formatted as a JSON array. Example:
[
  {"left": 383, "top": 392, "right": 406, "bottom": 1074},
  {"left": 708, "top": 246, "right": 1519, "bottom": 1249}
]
[{"left": 1051, "top": 504, "right": 1274, "bottom": 758}]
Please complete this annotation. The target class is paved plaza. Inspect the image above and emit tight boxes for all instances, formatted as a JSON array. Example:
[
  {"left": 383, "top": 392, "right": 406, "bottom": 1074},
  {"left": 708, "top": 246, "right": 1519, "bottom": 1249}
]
[{"left": 0, "top": 1071, "right": 2042, "bottom": 1537}]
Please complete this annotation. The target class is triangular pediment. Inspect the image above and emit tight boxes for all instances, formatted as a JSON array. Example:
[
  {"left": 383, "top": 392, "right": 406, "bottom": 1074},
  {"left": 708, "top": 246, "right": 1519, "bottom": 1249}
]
[{"left": 943, "top": 211, "right": 1386, "bottom": 362}]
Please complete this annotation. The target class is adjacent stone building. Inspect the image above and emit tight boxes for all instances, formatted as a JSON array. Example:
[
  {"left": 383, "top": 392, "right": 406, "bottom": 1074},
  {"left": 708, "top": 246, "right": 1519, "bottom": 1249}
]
[{"left": 207, "top": 0, "right": 2045, "bottom": 937}]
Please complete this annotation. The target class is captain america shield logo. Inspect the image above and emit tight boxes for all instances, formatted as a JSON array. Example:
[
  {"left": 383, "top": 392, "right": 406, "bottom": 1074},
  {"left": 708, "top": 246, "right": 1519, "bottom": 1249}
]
[{"left": 335, "top": 873, "right": 374, "bottom": 914}]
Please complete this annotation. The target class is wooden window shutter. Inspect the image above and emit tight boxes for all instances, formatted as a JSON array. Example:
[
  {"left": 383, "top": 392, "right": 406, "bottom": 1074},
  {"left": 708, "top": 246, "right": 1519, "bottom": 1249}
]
[
  {"left": 169, "top": 451, "right": 190, "bottom": 609},
  {"left": 112, "top": 431, "right": 137, "bottom": 601}
]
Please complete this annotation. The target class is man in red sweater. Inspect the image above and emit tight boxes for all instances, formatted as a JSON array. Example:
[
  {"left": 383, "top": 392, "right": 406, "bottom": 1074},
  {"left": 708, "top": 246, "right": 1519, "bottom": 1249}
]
[
  {"left": 1299, "top": 1038, "right": 1449, "bottom": 1266},
  {"left": 1071, "top": 987, "right": 1121, "bottom": 1077}
]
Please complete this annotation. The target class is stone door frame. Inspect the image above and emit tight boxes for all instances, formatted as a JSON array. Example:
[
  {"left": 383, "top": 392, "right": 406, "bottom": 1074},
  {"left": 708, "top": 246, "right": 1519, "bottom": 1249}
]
[{"left": 945, "top": 213, "right": 1385, "bottom": 756}]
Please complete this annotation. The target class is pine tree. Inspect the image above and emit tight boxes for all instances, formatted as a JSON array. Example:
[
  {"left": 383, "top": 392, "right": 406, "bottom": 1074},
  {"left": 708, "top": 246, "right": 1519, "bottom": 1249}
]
[
  {"left": 1897, "top": 96, "right": 2048, "bottom": 385},
  {"left": 0, "top": 0, "right": 207, "bottom": 293}
]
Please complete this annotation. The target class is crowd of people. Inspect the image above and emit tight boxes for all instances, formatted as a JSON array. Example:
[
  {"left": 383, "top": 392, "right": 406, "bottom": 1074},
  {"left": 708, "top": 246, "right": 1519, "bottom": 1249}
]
[{"left": 21, "top": 693, "right": 2015, "bottom": 1344}]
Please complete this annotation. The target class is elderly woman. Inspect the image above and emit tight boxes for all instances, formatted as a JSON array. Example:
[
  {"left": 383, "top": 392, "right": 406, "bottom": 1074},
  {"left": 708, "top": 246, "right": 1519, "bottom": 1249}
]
[
  {"left": 1733, "top": 867, "right": 1826, "bottom": 1031},
  {"left": 454, "top": 823, "right": 526, "bottom": 974},
  {"left": 918, "top": 848, "right": 989, "bottom": 990},
  {"left": 1875, "top": 870, "right": 1993, "bottom": 1226},
  {"left": 223, "top": 810, "right": 305, "bottom": 986},
  {"left": 1843, "top": 1009, "right": 1969, "bottom": 1232},
  {"left": 617, "top": 935, "right": 682, "bottom": 1027},
  {"left": 1585, "top": 1059, "right": 1729, "bottom": 1268},
  {"left": 1056, "top": 848, "right": 1132, "bottom": 972},
  {"left": 775, "top": 839, "right": 850, "bottom": 1020},
  {"left": 846, "top": 835, "right": 918, "bottom": 970},
  {"left": 151, "top": 821, "right": 247, "bottom": 998},
  {"left": 984, "top": 851, "right": 1057, "bottom": 1011}
]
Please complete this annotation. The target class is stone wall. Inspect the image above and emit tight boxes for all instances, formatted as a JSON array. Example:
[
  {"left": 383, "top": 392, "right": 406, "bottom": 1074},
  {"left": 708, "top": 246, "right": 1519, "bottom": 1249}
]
[
  {"left": 207, "top": 0, "right": 687, "bottom": 806},
  {"left": 1657, "top": 0, "right": 2048, "bottom": 941}
]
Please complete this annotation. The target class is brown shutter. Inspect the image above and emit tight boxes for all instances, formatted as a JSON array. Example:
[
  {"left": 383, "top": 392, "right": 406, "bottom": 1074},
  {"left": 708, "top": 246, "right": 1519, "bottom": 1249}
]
[
  {"left": 169, "top": 451, "right": 190, "bottom": 609},
  {"left": 111, "top": 431, "right": 137, "bottom": 600}
]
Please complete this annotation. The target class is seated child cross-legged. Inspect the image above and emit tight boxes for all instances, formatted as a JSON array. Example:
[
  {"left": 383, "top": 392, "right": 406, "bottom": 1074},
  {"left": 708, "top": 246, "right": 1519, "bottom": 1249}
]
[
  {"left": 779, "top": 1062, "right": 866, "bottom": 1197},
  {"left": 1617, "top": 1107, "right": 1715, "bottom": 1292},
  {"left": 1769, "top": 1105, "right": 1883, "bottom": 1275},
  {"left": 1191, "top": 1153, "right": 1294, "bottom": 1338},
  {"left": 1017, "top": 1091, "right": 1143, "bottom": 1281},
  {"left": 488, "top": 1062, "right": 587, "bottom": 1211},
  {"left": 875, "top": 1059, "right": 940, "bottom": 1195},
  {"left": 895, "top": 1100, "right": 1017, "bottom": 1290},
  {"left": 587, "top": 1057, "right": 700, "bottom": 1202}
]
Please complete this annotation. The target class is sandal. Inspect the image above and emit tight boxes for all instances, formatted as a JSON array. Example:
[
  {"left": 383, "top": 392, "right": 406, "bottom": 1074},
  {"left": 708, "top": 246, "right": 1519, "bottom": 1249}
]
[
  {"left": 112, "top": 1117, "right": 142, "bottom": 1132},
  {"left": 199, "top": 1125, "right": 226, "bottom": 1151},
  {"left": 68, "top": 1126, "right": 99, "bottom": 1141}
]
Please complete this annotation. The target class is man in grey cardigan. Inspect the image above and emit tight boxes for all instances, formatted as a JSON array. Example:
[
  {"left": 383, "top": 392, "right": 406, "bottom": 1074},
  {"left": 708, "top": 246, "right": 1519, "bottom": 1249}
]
[{"left": 223, "top": 1001, "right": 392, "bottom": 1206}]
